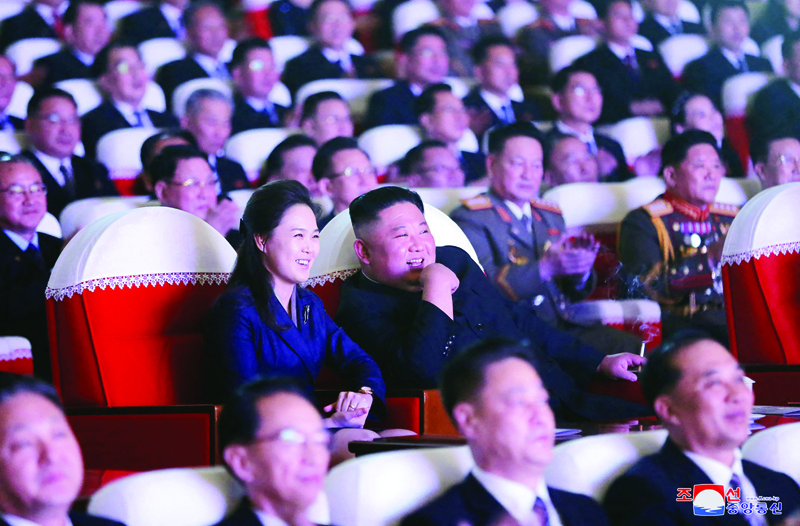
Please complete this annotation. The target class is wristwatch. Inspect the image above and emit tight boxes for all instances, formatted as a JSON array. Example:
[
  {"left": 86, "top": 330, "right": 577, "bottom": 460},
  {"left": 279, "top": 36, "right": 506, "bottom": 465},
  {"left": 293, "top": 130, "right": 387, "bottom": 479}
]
[{"left": 358, "top": 386, "right": 374, "bottom": 396}]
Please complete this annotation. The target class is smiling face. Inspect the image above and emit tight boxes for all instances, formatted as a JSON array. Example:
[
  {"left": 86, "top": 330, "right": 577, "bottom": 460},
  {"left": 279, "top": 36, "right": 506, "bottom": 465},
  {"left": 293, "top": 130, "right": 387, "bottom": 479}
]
[
  {"left": 0, "top": 163, "right": 47, "bottom": 239},
  {"left": 664, "top": 143, "right": 724, "bottom": 207},
  {"left": 420, "top": 91, "right": 469, "bottom": 146},
  {"left": 154, "top": 157, "right": 218, "bottom": 220},
  {"left": 259, "top": 204, "right": 320, "bottom": 291},
  {"left": 100, "top": 46, "right": 148, "bottom": 106},
  {"left": 755, "top": 137, "right": 800, "bottom": 188},
  {"left": 489, "top": 135, "right": 544, "bottom": 206},
  {"left": 26, "top": 96, "right": 81, "bottom": 160},
  {"left": 677, "top": 95, "right": 724, "bottom": 142},
  {"left": 318, "top": 148, "right": 377, "bottom": 213},
  {"left": 355, "top": 201, "right": 436, "bottom": 291}
]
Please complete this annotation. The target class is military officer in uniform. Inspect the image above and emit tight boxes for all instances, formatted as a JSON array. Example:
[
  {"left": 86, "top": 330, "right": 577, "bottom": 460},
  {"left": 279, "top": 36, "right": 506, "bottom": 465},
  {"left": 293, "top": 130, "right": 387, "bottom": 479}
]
[
  {"left": 451, "top": 122, "right": 642, "bottom": 355},
  {"left": 618, "top": 130, "right": 737, "bottom": 344}
]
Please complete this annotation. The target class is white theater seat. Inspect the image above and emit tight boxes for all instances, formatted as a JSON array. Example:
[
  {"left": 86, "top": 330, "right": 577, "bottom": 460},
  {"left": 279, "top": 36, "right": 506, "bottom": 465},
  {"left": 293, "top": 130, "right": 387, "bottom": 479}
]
[
  {"left": 225, "top": 128, "right": 293, "bottom": 182},
  {"left": 678, "top": 0, "right": 701, "bottom": 22},
  {"left": 0, "top": 132, "right": 21, "bottom": 154},
  {"left": 550, "top": 35, "right": 597, "bottom": 74},
  {"left": 630, "top": 34, "right": 654, "bottom": 51},
  {"left": 142, "top": 81, "right": 167, "bottom": 112},
  {"left": 269, "top": 35, "right": 310, "bottom": 72},
  {"left": 742, "top": 422, "right": 800, "bottom": 485},
  {"left": 59, "top": 196, "right": 155, "bottom": 239},
  {"left": 570, "top": 0, "right": 597, "bottom": 19},
  {"left": 105, "top": 0, "right": 147, "bottom": 30},
  {"left": 715, "top": 177, "right": 761, "bottom": 206},
  {"left": 443, "top": 76, "right": 473, "bottom": 99},
  {"left": 270, "top": 82, "right": 292, "bottom": 108},
  {"left": 88, "top": 467, "right": 328, "bottom": 526},
  {"left": 597, "top": 117, "right": 664, "bottom": 165},
  {"left": 0, "top": 2, "right": 24, "bottom": 23},
  {"left": 171, "top": 78, "right": 233, "bottom": 118},
  {"left": 742, "top": 37, "right": 760, "bottom": 57},
  {"left": 5, "top": 81, "right": 33, "bottom": 120},
  {"left": 36, "top": 212, "right": 62, "bottom": 239},
  {"left": 412, "top": 186, "right": 487, "bottom": 215},
  {"left": 96, "top": 128, "right": 167, "bottom": 183},
  {"left": 55, "top": 79, "right": 103, "bottom": 116},
  {"left": 659, "top": 34, "right": 708, "bottom": 78},
  {"left": 721, "top": 72, "right": 773, "bottom": 117},
  {"left": 761, "top": 35, "right": 784, "bottom": 75},
  {"left": 295, "top": 78, "right": 394, "bottom": 123},
  {"left": 358, "top": 125, "right": 479, "bottom": 170},
  {"left": 392, "top": 0, "right": 442, "bottom": 41},
  {"left": 6, "top": 38, "right": 61, "bottom": 76},
  {"left": 139, "top": 38, "right": 187, "bottom": 77},
  {"left": 498, "top": 1, "right": 538, "bottom": 37}
]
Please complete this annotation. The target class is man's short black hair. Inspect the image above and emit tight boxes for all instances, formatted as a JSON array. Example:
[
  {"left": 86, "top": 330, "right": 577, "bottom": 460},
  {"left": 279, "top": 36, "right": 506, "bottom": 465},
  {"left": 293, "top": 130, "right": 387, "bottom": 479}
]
[
  {"left": 218, "top": 376, "right": 316, "bottom": 451},
  {"left": 311, "top": 136, "right": 364, "bottom": 182},
  {"left": 92, "top": 40, "right": 140, "bottom": 78},
  {"left": 139, "top": 129, "right": 198, "bottom": 169},
  {"left": 229, "top": 37, "right": 271, "bottom": 70},
  {"left": 26, "top": 87, "right": 77, "bottom": 118},
  {"left": 309, "top": 0, "right": 354, "bottom": 21},
  {"left": 399, "top": 25, "right": 447, "bottom": 54},
  {"left": 487, "top": 122, "right": 542, "bottom": 155},
  {"left": 550, "top": 65, "right": 595, "bottom": 94},
  {"left": 782, "top": 30, "right": 800, "bottom": 60},
  {"left": 0, "top": 373, "right": 63, "bottom": 410},
  {"left": 262, "top": 134, "right": 318, "bottom": 180},
  {"left": 149, "top": 144, "right": 209, "bottom": 184},
  {"left": 471, "top": 34, "right": 515, "bottom": 65},
  {"left": 669, "top": 91, "right": 710, "bottom": 135},
  {"left": 597, "top": 0, "right": 632, "bottom": 19},
  {"left": 415, "top": 83, "right": 452, "bottom": 118},
  {"left": 640, "top": 330, "right": 718, "bottom": 407},
  {"left": 749, "top": 134, "right": 800, "bottom": 165},
  {"left": 349, "top": 186, "right": 424, "bottom": 238},
  {"left": 660, "top": 130, "right": 718, "bottom": 174},
  {"left": 710, "top": 0, "right": 749, "bottom": 26},
  {"left": 439, "top": 338, "right": 541, "bottom": 423},
  {"left": 301, "top": 91, "right": 346, "bottom": 122},
  {"left": 399, "top": 139, "right": 449, "bottom": 176},
  {"left": 63, "top": 0, "right": 105, "bottom": 26}
]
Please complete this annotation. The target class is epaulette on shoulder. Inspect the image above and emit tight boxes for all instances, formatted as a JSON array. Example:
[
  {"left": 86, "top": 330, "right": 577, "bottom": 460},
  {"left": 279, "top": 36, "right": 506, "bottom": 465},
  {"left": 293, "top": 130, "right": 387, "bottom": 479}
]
[
  {"left": 531, "top": 198, "right": 562, "bottom": 214},
  {"left": 460, "top": 194, "right": 493, "bottom": 210},
  {"left": 709, "top": 202, "right": 739, "bottom": 217},
  {"left": 428, "top": 17, "right": 451, "bottom": 28},
  {"left": 642, "top": 199, "right": 674, "bottom": 218}
]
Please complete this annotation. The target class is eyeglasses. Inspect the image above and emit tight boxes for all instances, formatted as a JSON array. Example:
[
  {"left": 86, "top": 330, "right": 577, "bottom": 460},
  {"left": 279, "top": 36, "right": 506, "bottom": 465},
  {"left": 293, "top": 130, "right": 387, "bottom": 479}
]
[
  {"left": 37, "top": 113, "right": 81, "bottom": 126},
  {"left": 253, "top": 428, "right": 332, "bottom": 448},
  {"left": 775, "top": 154, "right": 800, "bottom": 167},
  {"left": 167, "top": 177, "right": 219, "bottom": 189},
  {"left": 318, "top": 114, "right": 351, "bottom": 125},
  {"left": 420, "top": 164, "right": 463, "bottom": 176},
  {"left": 0, "top": 182, "right": 47, "bottom": 197},
  {"left": 329, "top": 166, "right": 376, "bottom": 180}
]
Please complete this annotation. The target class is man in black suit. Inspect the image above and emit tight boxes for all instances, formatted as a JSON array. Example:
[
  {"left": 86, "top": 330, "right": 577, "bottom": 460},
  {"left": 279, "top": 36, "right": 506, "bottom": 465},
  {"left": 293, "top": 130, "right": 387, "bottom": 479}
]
[
  {"left": 156, "top": 2, "right": 231, "bottom": 108},
  {"left": 747, "top": 31, "right": 800, "bottom": 142},
  {"left": 81, "top": 42, "right": 179, "bottom": 159},
  {"left": 335, "top": 186, "right": 649, "bottom": 419},
  {"left": 604, "top": 334, "right": 800, "bottom": 525},
  {"left": 0, "top": 373, "right": 128, "bottom": 526},
  {"left": 463, "top": 35, "right": 545, "bottom": 141},
  {"left": 751, "top": 134, "right": 800, "bottom": 189},
  {"left": 229, "top": 38, "right": 290, "bottom": 135},
  {"left": 0, "top": 158, "right": 61, "bottom": 381},
  {"left": 117, "top": 0, "right": 189, "bottom": 45},
  {"left": 683, "top": 1, "right": 772, "bottom": 109},
  {"left": 181, "top": 88, "right": 250, "bottom": 193},
  {"left": 299, "top": 91, "right": 354, "bottom": 145},
  {"left": 401, "top": 339, "right": 612, "bottom": 526},
  {"left": 22, "top": 87, "right": 117, "bottom": 218},
  {"left": 0, "top": 58, "right": 23, "bottom": 132},
  {"left": 429, "top": 0, "right": 503, "bottom": 78},
  {"left": 573, "top": 0, "right": 679, "bottom": 124},
  {"left": 365, "top": 25, "right": 450, "bottom": 128},
  {"left": 418, "top": 83, "right": 487, "bottom": 183},
  {"left": 30, "top": 0, "right": 110, "bottom": 88},
  {"left": 281, "top": 0, "right": 381, "bottom": 96},
  {"left": 637, "top": 0, "right": 705, "bottom": 47},
  {"left": 214, "top": 377, "right": 330, "bottom": 526},
  {"left": 400, "top": 140, "right": 466, "bottom": 187},
  {"left": 0, "top": 0, "right": 63, "bottom": 53}
]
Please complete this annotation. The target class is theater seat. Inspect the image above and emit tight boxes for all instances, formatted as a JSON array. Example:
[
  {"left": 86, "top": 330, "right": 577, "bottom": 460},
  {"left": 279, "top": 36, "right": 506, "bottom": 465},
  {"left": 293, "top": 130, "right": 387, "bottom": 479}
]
[
  {"left": 742, "top": 422, "right": 800, "bottom": 485},
  {"left": 105, "top": 0, "right": 146, "bottom": 30},
  {"left": 55, "top": 79, "right": 103, "bottom": 116},
  {"left": 761, "top": 35, "right": 784, "bottom": 75},
  {"left": 96, "top": 127, "right": 167, "bottom": 195},
  {"left": 497, "top": 1, "right": 538, "bottom": 38},
  {"left": 392, "top": 0, "right": 442, "bottom": 41},
  {"left": 358, "top": 125, "right": 478, "bottom": 170},
  {"left": 722, "top": 72, "right": 772, "bottom": 169},
  {"left": 0, "top": 131, "right": 21, "bottom": 154},
  {"left": 549, "top": 35, "right": 596, "bottom": 75},
  {"left": 6, "top": 38, "right": 61, "bottom": 76},
  {"left": 0, "top": 336, "right": 33, "bottom": 375},
  {"left": 597, "top": 117, "right": 668, "bottom": 165},
  {"left": 58, "top": 196, "right": 156, "bottom": 239},
  {"left": 225, "top": 128, "right": 293, "bottom": 183},
  {"left": 715, "top": 177, "right": 761, "bottom": 206},
  {"left": 6, "top": 81, "right": 33, "bottom": 120},
  {"left": 139, "top": 38, "right": 187, "bottom": 77},
  {"left": 171, "top": 78, "right": 232, "bottom": 118},
  {"left": 269, "top": 35, "right": 311, "bottom": 72},
  {"left": 36, "top": 211, "right": 62, "bottom": 238},
  {"left": 659, "top": 34, "right": 708, "bottom": 79},
  {"left": 295, "top": 78, "right": 394, "bottom": 125}
]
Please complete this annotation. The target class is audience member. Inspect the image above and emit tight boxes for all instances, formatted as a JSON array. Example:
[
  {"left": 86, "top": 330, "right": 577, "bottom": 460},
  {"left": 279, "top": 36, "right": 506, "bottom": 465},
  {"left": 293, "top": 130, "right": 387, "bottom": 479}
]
[
  {"left": 335, "top": 185, "right": 648, "bottom": 419},
  {"left": 451, "top": 123, "right": 639, "bottom": 355},
  {"left": 258, "top": 134, "right": 319, "bottom": 195},
  {"left": 751, "top": 134, "right": 800, "bottom": 188},
  {"left": 365, "top": 25, "right": 450, "bottom": 128},
  {"left": 748, "top": 31, "right": 800, "bottom": 141},
  {"left": 0, "top": 158, "right": 60, "bottom": 381},
  {"left": 156, "top": 2, "right": 231, "bottom": 107},
  {"left": 299, "top": 91, "right": 354, "bottom": 145},
  {"left": 214, "top": 378, "right": 330, "bottom": 526},
  {"left": 22, "top": 88, "right": 117, "bottom": 218},
  {"left": 401, "top": 339, "right": 611, "bottom": 526},
  {"left": 429, "top": 0, "right": 502, "bottom": 78},
  {"left": 618, "top": 130, "right": 736, "bottom": 345},
  {"left": 671, "top": 91, "right": 744, "bottom": 178},
  {"left": 135, "top": 128, "right": 197, "bottom": 194},
  {"left": 151, "top": 145, "right": 241, "bottom": 244},
  {"left": 418, "top": 83, "right": 486, "bottom": 183},
  {"left": 0, "top": 58, "right": 23, "bottom": 132},
  {"left": 574, "top": 0, "right": 678, "bottom": 124},
  {"left": 463, "top": 35, "right": 544, "bottom": 140},
  {"left": 400, "top": 140, "right": 466, "bottom": 188},
  {"left": 516, "top": 0, "right": 600, "bottom": 86},
  {"left": 281, "top": 0, "right": 380, "bottom": 95},
  {"left": 29, "top": 0, "right": 110, "bottom": 87},
  {"left": 229, "top": 38, "right": 289, "bottom": 134},
  {"left": 0, "top": 373, "right": 127, "bottom": 526},
  {"left": 0, "top": 0, "right": 64, "bottom": 53},
  {"left": 545, "top": 66, "right": 631, "bottom": 181},
  {"left": 604, "top": 333, "right": 800, "bottom": 525},
  {"left": 683, "top": 1, "right": 772, "bottom": 109},
  {"left": 181, "top": 89, "right": 250, "bottom": 194},
  {"left": 637, "top": 0, "right": 704, "bottom": 47},
  {"left": 544, "top": 134, "right": 599, "bottom": 187},
  {"left": 81, "top": 42, "right": 179, "bottom": 159},
  {"left": 751, "top": 0, "right": 800, "bottom": 44},
  {"left": 269, "top": 0, "right": 313, "bottom": 36},
  {"left": 118, "top": 0, "right": 190, "bottom": 45},
  {"left": 312, "top": 137, "right": 377, "bottom": 229}
]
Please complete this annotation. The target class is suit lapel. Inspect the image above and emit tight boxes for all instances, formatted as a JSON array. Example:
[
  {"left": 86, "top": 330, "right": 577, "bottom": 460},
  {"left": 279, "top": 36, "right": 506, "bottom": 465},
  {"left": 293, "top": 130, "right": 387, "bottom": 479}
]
[
  {"left": 23, "top": 150, "right": 71, "bottom": 210},
  {"left": 271, "top": 292, "right": 317, "bottom": 380},
  {"left": 462, "top": 473, "right": 508, "bottom": 522}
]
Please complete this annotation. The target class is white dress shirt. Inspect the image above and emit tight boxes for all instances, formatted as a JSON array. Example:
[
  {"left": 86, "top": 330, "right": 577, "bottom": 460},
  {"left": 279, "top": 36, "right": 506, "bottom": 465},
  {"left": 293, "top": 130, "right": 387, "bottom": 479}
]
[
  {"left": 4, "top": 514, "right": 72, "bottom": 526},
  {"left": 32, "top": 148, "right": 72, "bottom": 187},
  {"left": 160, "top": 3, "right": 185, "bottom": 38},
  {"left": 4, "top": 230, "right": 39, "bottom": 252},
  {"left": 556, "top": 120, "right": 597, "bottom": 154},
  {"left": 194, "top": 53, "right": 229, "bottom": 79},
  {"left": 472, "top": 466, "right": 564, "bottom": 526},
  {"left": 720, "top": 46, "right": 748, "bottom": 70},
  {"left": 113, "top": 101, "right": 154, "bottom": 128},
  {"left": 253, "top": 509, "right": 291, "bottom": 526},
  {"left": 321, "top": 47, "right": 353, "bottom": 72},
  {"left": 504, "top": 199, "right": 533, "bottom": 223}
]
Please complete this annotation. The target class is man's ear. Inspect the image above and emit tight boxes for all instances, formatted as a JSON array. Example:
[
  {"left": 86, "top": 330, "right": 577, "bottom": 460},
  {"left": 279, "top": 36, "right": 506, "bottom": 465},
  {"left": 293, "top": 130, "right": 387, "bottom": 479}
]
[
  {"left": 551, "top": 93, "right": 563, "bottom": 114},
  {"left": 97, "top": 72, "right": 112, "bottom": 95},
  {"left": 452, "top": 401, "right": 476, "bottom": 438},
  {"left": 300, "top": 118, "right": 314, "bottom": 136},
  {"left": 179, "top": 115, "right": 189, "bottom": 129},
  {"left": 153, "top": 180, "right": 167, "bottom": 202},
  {"left": 419, "top": 113, "right": 432, "bottom": 132},
  {"left": 318, "top": 178, "right": 332, "bottom": 198},
  {"left": 353, "top": 238, "right": 370, "bottom": 265},
  {"left": 654, "top": 394, "right": 679, "bottom": 426},
  {"left": 543, "top": 168, "right": 554, "bottom": 187},
  {"left": 223, "top": 445, "right": 255, "bottom": 485},
  {"left": 753, "top": 161, "right": 767, "bottom": 184},
  {"left": 662, "top": 164, "right": 677, "bottom": 188}
]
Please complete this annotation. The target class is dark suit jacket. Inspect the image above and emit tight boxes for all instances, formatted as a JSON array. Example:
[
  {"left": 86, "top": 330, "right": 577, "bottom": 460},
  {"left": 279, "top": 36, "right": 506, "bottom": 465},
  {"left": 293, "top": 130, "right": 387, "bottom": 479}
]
[
  {"left": 431, "top": 18, "right": 503, "bottom": 78},
  {"left": 462, "top": 86, "right": 545, "bottom": 141},
  {"left": 637, "top": 15, "right": 705, "bottom": 47},
  {"left": 747, "top": 78, "right": 800, "bottom": 141},
  {"left": 21, "top": 150, "right": 118, "bottom": 218},
  {"left": 0, "top": 513, "right": 126, "bottom": 526},
  {"left": 80, "top": 101, "right": 179, "bottom": 159},
  {"left": 33, "top": 48, "right": 94, "bottom": 86},
  {"left": 231, "top": 94, "right": 290, "bottom": 135},
  {"left": 402, "top": 473, "right": 610, "bottom": 526},
  {"left": 460, "top": 150, "right": 487, "bottom": 183},
  {"left": 0, "top": 7, "right": 57, "bottom": 52},
  {"left": 751, "top": 5, "right": 793, "bottom": 44},
  {"left": 720, "top": 137, "right": 745, "bottom": 178},
  {"left": 335, "top": 245, "right": 647, "bottom": 420},
  {"left": 516, "top": 14, "right": 589, "bottom": 85},
  {"left": 214, "top": 156, "right": 250, "bottom": 194},
  {"left": 543, "top": 126, "right": 632, "bottom": 182},
  {"left": 4, "top": 116, "right": 23, "bottom": 131},
  {"left": 573, "top": 44, "right": 679, "bottom": 124},
  {"left": 204, "top": 284, "right": 387, "bottom": 415},
  {"left": 365, "top": 81, "right": 418, "bottom": 129},
  {"left": 213, "top": 500, "right": 328, "bottom": 526},
  {"left": 117, "top": 6, "right": 177, "bottom": 45},
  {"left": 604, "top": 439, "right": 800, "bottom": 526},
  {"left": 156, "top": 57, "right": 211, "bottom": 110},
  {"left": 0, "top": 231, "right": 62, "bottom": 381},
  {"left": 281, "top": 46, "right": 381, "bottom": 96},
  {"left": 268, "top": 0, "right": 310, "bottom": 37},
  {"left": 682, "top": 48, "right": 773, "bottom": 109}
]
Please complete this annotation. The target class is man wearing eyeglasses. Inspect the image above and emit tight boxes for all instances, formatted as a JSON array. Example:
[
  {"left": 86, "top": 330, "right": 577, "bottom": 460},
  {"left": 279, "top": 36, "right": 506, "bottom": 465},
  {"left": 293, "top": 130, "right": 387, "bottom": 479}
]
[
  {"left": 230, "top": 38, "right": 289, "bottom": 135},
  {"left": 312, "top": 137, "right": 378, "bottom": 230},
  {"left": 751, "top": 135, "right": 800, "bottom": 190},
  {"left": 0, "top": 156, "right": 61, "bottom": 381},
  {"left": 299, "top": 91, "right": 354, "bottom": 146},
  {"left": 151, "top": 145, "right": 241, "bottom": 246},
  {"left": 216, "top": 377, "right": 330, "bottom": 526},
  {"left": 21, "top": 87, "right": 117, "bottom": 218},
  {"left": 400, "top": 140, "right": 466, "bottom": 188}
]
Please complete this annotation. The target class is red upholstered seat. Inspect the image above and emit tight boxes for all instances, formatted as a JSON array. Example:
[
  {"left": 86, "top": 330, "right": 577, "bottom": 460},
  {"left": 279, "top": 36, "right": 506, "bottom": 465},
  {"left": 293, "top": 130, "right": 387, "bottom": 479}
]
[
  {"left": 721, "top": 72, "right": 772, "bottom": 170},
  {"left": 0, "top": 336, "right": 33, "bottom": 375}
]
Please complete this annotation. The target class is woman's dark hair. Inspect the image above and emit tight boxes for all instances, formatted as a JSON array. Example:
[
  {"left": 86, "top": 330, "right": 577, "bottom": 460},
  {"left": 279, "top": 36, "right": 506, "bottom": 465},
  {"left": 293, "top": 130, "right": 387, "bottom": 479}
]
[{"left": 229, "top": 180, "right": 320, "bottom": 332}]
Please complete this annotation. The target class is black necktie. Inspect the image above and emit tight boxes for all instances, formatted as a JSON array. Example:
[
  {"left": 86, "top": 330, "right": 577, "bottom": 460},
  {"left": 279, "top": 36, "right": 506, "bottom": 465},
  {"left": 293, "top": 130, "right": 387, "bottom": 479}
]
[
  {"left": 533, "top": 497, "right": 549, "bottom": 526},
  {"left": 261, "top": 104, "right": 278, "bottom": 125},
  {"left": 60, "top": 162, "right": 75, "bottom": 197},
  {"left": 26, "top": 244, "right": 45, "bottom": 269},
  {"left": 738, "top": 57, "right": 749, "bottom": 73},
  {"left": 133, "top": 110, "right": 146, "bottom": 128},
  {"left": 502, "top": 103, "right": 515, "bottom": 124},
  {"left": 729, "top": 474, "right": 762, "bottom": 526}
]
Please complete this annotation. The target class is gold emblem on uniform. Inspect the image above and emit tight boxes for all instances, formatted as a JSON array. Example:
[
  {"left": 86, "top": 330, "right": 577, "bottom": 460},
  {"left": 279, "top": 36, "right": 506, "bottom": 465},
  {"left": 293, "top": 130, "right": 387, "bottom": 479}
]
[{"left": 509, "top": 245, "right": 529, "bottom": 265}]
